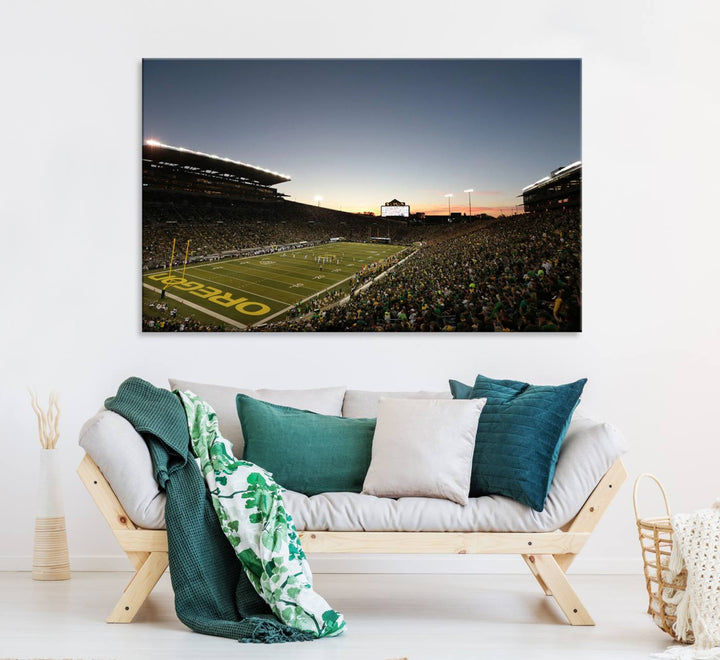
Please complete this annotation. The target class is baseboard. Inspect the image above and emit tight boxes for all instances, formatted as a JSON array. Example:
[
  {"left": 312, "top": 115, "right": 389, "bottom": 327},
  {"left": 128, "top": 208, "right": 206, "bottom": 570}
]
[
  {"left": 0, "top": 555, "right": 642, "bottom": 574},
  {"left": 0, "top": 556, "right": 135, "bottom": 572},
  {"left": 309, "top": 555, "right": 642, "bottom": 574}
]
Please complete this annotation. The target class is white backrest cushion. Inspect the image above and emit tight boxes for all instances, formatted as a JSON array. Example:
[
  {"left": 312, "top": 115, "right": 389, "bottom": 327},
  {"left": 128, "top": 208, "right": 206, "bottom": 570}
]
[
  {"left": 536, "top": 410, "right": 628, "bottom": 528},
  {"left": 362, "top": 398, "right": 486, "bottom": 506},
  {"left": 79, "top": 410, "right": 166, "bottom": 529},
  {"left": 342, "top": 389, "right": 451, "bottom": 419},
  {"left": 168, "top": 379, "right": 346, "bottom": 457}
]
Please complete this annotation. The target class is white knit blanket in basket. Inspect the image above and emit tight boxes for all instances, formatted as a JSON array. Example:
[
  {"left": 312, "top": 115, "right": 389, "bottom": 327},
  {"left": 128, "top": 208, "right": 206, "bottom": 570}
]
[{"left": 653, "top": 501, "right": 720, "bottom": 659}]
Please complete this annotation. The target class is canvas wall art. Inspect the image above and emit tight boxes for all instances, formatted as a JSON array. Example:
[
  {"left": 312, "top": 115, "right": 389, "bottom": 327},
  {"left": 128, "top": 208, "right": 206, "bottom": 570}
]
[{"left": 142, "top": 59, "right": 581, "bottom": 332}]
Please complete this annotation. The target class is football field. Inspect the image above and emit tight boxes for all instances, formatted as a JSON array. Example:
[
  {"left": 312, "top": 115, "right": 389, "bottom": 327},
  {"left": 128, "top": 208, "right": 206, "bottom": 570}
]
[{"left": 142, "top": 242, "right": 409, "bottom": 329}]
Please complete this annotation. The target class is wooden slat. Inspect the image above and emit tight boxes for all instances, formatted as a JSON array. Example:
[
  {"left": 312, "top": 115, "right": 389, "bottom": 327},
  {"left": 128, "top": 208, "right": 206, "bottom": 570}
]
[
  {"left": 298, "top": 531, "right": 589, "bottom": 554},
  {"left": 114, "top": 530, "right": 169, "bottom": 553}
]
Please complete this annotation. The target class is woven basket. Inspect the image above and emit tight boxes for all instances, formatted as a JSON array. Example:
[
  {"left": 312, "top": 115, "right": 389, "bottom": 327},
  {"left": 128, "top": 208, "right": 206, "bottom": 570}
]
[{"left": 633, "top": 473, "right": 692, "bottom": 643}]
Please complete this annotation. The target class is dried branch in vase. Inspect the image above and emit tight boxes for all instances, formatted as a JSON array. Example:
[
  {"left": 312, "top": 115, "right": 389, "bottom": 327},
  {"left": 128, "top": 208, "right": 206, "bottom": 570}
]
[{"left": 28, "top": 388, "right": 61, "bottom": 449}]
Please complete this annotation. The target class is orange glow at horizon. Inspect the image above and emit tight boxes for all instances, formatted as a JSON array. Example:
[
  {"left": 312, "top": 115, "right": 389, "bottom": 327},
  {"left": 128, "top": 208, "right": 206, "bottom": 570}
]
[{"left": 340, "top": 205, "right": 520, "bottom": 217}]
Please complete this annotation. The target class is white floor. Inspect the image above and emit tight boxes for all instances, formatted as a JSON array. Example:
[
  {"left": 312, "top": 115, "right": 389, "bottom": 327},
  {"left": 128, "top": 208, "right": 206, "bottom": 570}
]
[{"left": 0, "top": 571, "right": 679, "bottom": 660}]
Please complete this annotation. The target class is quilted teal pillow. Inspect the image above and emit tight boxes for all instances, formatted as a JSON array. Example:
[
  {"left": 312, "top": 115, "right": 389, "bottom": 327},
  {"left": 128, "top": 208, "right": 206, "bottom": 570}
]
[
  {"left": 449, "top": 374, "right": 586, "bottom": 511},
  {"left": 237, "top": 394, "right": 375, "bottom": 496}
]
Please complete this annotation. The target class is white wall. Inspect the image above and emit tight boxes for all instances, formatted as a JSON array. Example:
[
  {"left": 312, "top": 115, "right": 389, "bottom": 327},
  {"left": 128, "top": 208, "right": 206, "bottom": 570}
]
[{"left": 1, "top": 0, "right": 718, "bottom": 573}]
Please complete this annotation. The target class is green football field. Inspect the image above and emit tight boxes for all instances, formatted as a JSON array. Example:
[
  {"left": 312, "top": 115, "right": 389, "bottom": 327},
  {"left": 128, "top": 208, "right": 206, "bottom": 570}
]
[{"left": 142, "top": 241, "right": 409, "bottom": 329}]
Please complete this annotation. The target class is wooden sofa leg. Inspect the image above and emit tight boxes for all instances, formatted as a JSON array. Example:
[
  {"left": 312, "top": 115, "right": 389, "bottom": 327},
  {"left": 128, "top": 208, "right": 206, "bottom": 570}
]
[
  {"left": 107, "top": 551, "right": 169, "bottom": 623},
  {"left": 530, "top": 555, "right": 594, "bottom": 626},
  {"left": 522, "top": 554, "right": 553, "bottom": 596}
]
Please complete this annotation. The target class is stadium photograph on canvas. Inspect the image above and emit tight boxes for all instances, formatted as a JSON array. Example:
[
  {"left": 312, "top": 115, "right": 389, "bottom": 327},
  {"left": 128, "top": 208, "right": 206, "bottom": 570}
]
[{"left": 142, "top": 59, "right": 581, "bottom": 332}]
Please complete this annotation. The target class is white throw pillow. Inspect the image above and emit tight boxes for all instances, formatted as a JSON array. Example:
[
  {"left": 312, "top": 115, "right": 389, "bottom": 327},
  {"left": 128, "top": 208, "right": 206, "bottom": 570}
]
[
  {"left": 168, "top": 379, "right": 346, "bottom": 457},
  {"left": 342, "top": 389, "right": 452, "bottom": 418},
  {"left": 362, "top": 397, "right": 486, "bottom": 506}
]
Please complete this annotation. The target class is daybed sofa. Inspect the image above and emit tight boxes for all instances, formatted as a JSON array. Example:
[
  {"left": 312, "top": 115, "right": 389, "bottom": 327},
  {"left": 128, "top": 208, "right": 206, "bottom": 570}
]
[{"left": 78, "top": 380, "right": 627, "bottom": 627}]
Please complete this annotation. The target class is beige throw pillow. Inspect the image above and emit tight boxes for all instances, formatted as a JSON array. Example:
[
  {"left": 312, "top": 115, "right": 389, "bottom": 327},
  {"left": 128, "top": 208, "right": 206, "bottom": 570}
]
[
  {"left": 168, "top": 379, "right": 346, "bottom": 457},
  {"left": 362, "top": 397, "right": 486, "bottom": 506}
]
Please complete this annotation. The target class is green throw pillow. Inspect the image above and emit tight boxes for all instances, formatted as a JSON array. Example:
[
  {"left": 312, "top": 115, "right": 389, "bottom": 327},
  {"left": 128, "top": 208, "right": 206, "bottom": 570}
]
[
  {"left": 237, "top": 394, "right": 376, "bottom": 496},
  {"left": 450, "top": 374, "right": 586, "bottom": 511}
]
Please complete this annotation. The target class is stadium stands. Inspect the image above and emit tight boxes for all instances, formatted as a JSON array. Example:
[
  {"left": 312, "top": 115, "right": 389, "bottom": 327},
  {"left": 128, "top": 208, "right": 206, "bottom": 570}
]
[
  {"left": 143, "top": 193, "right": 428, "bottom": 269},
  {"left": 256, "top": 209, "right": 581, "bottom": 332}
]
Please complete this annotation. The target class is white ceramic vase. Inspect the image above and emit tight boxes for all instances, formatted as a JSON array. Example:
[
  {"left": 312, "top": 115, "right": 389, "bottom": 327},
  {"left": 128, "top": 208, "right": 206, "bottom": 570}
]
[{"left": 33, "top": 449, "right": 70, "bottom": 580}]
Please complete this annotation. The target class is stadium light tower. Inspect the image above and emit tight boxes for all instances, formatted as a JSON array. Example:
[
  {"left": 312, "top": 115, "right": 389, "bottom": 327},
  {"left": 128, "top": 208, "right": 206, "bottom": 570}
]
[
  {"left": 315, "top": 195, "right": 323, "bottom": 207},
  {"left": 444, "top": 193, "right": 453, "bottom": 217},
  {"left": 464, "top": 189, "right": 474, "bottom": 219}
]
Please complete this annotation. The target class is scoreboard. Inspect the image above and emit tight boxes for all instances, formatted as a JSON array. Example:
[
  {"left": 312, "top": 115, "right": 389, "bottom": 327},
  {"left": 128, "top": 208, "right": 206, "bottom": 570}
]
[{"left": 381, "top": 205, "right": 410, "bottom": 217}]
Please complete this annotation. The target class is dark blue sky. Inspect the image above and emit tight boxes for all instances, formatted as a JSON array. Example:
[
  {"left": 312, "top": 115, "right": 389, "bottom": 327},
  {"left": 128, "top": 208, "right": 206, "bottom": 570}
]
[{"left": 143, "top": 59, "right": 580, "bottom": 214}]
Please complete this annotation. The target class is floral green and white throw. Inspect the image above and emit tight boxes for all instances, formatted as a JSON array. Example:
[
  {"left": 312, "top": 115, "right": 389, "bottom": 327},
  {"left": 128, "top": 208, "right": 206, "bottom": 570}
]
[{"left": 177, "top": 389, "right": 345, "bottom": 639}]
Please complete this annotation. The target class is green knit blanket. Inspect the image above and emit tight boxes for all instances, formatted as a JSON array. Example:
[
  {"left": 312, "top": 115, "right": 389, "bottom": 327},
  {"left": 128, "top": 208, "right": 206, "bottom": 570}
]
[
  {"left": 105, "top": 377, "right": 314, "bottom": 643},
  {"left": 177, "top": 389, "right": 344, "bottom": 638}
]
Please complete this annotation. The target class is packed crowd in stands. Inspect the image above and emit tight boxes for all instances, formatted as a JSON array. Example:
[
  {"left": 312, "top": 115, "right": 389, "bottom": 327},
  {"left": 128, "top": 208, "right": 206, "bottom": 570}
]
[
  {"left": 285, "top": 288, "right": 348, "bottom": 321},
  {"left": 142, "top": 192, "right": 581, "bottom": 332},
  {"left": 142, "top": 195, "right": 417, "bottom": 269},
  {"left": 259, "top": 209, "right": 581, "bottom": 332},
  {"left": 143, "top": 301, "right": 231, "bottom": 332}
]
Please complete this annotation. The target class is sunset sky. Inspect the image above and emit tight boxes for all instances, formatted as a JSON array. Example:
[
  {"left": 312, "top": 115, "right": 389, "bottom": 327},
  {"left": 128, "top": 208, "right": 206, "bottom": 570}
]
[{"left": 142, "top": 59, "right": 580, "bottom": 215}]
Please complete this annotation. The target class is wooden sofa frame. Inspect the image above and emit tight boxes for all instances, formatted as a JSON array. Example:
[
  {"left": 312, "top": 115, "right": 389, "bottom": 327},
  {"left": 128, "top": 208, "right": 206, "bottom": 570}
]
[{"left": 78, "top": 454, "right": 627, "bottom": 626}]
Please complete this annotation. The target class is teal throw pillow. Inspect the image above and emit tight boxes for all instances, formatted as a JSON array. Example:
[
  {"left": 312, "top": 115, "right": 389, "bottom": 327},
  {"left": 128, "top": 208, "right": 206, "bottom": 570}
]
[
  {"left": 237, "top": 394, "right": 376, "bottom": 496},
  {"left": 449, "top": 374, "right": 586, "bottom": 511}
]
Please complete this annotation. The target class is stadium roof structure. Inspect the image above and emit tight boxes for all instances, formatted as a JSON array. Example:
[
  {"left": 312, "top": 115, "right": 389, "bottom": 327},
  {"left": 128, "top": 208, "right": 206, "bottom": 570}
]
[
  {"left": 143, "top": 140, "right": 291, "bottom": 186},
  {"left": 520, "top": 160, "right": 581, "bottom": 214},
  {"left": 521, "top": 160, "right": 581, "bottom": 195}
]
